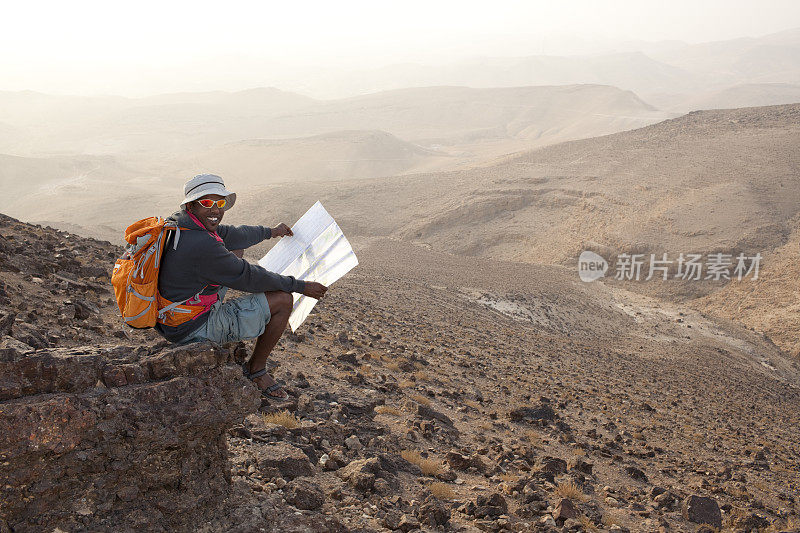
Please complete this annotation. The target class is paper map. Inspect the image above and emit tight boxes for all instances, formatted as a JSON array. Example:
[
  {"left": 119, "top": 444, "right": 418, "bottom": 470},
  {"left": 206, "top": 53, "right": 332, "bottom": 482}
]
[{"left": 258, "top": 201, "right": 358, "bottom": 331}]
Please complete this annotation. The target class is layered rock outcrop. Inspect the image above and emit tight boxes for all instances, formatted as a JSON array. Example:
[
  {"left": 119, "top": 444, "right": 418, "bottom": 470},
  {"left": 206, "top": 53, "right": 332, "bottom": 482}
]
[{"left": 0, "top": 342, "right": 259, "bottom": 532}]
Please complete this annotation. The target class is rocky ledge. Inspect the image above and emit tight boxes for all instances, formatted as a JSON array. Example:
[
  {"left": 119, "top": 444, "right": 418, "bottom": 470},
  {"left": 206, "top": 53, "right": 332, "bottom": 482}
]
[{"left": 0, "top": 342, "right": 259, "bottom": 532}]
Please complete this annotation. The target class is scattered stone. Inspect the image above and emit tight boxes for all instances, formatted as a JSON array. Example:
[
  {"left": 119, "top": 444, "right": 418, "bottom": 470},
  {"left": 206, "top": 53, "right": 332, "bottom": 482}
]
[
  {"left": 373, "top": 478, "right": 391, "bottom": 495},
  {"left": 654, "top": 490, "right": 677, "bottom": 510},
  {"left": 338, "top": 457, "right": 381, "bottom": 491},
  {"left": 0, "top": 312, "right": 15, "bottom": 336},
  {"left": 446, "top": 450, "right": 478, "bottom": 471},
  {"left": 344, "top": 434, "right": 363, "bottom": 451},
  {"left": 395, "top": 513, "right": 420, "bottom": 532},
  {"left": 568, "top": 457, "right": 594, "bottom": 475},
  {"left": 414, "top": 402, "right": 454, "bottom": 426},
  {"left": 102, "top": 365, "right": 128, "bottom": 387},
  {"left": 326, "top": 448, "right": 348, "bottom": 470},
  {"left": 73, "top": 299, "right": 100, "bottom": 318},
  {"left": 0, "top": 336, "right": 34, "bottom": 360},
  {"left": 509, "top": 402, "right": 556, "bottom": 423},
  {"left": 554, "top": 498, "right": 578, "bottom": 522},
  {"left": 539, "top": 457, "right": 568, "bottom": 475},
  {"left": 436, "top": 468, "right": 457, "bottom": 482},
  {"left": 416, "top": 496, "right": 450, "bottom": 527},
  {"left": 732, "top": 512, "right": 770, "bottom": 531},
  {"left": 470, "top": 492, "right": 508, "bottom": 519},
  {"left": 540, "top": 515, "right": 557, "bottom": 528},
  {"left": 625, "top": 465, "right": 648, "bottom": 482},
  {"left": 383, "top": 510, "right": 403, "bottom": 530},
  {"left": 337, "top": 351, "right": 357, "bottom": 365},
  {"left": 682, "top": 495, "right": 722, "bottom": 529},
  {"left": 284, "top": 478, "right": 325, "bottom": 510},
  {"left": 258, "top": 442, "right": 315, "bottom": 480},
  {"left": 12, "top": 323, "right": 49, "bottom": 349}
]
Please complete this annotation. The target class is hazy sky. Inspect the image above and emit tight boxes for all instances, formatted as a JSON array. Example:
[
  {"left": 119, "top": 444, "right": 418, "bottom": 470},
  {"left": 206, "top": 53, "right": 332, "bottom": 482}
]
[{"left": 2, "top": 0, "right": 800, "bottom": 96}]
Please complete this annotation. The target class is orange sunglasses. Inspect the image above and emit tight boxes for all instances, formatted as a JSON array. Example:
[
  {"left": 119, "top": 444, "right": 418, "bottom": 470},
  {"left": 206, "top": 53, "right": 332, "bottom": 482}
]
[{"left": 196, "top": 198, "right": 226, "bottom": 209}]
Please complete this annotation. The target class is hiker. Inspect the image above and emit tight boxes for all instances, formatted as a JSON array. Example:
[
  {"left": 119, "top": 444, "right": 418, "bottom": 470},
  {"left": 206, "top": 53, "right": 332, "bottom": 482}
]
[{"left": 155, "top": 174, "right": 327, "bottom": 400}]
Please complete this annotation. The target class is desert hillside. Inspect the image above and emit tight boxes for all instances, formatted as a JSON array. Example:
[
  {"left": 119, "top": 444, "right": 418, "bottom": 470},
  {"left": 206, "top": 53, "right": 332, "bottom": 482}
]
[
  {"left": 0, "top": 85, "right": 669, "bottom": 158},
  {"left": 1, "top": 215, "right": 798, "bottom": 531},
  {"left": 220, "top": 103, "right": 800, "bottom": 266},
  {"left": 396, "top": 103, "right": 800, "bottom": 265},
  {"left": 218, "top": 103, "right": 800, "bottom": 356},
  {"left": 693, "top": 214, "right": 800, "bottom": 357},
  {"left": 187, "top": 130, "right": 455, "bottom": 184},
  {"left": 51, "top": 102, "right": 793, "bottom": 263},
  {"left": 649, "top": 83, "right": 800, "bottom": 112},
  {"left": 2, "top": 84, "right": 677, "bottom": 242},
  {"left": 244, "top": 85, "right": 667, "bottom": 147},
  {"left": 277, "top": 28, "right": 800, "bottom": 112},
  {"left": 0, "top": 88, "right": 315, "bottom": 155}
]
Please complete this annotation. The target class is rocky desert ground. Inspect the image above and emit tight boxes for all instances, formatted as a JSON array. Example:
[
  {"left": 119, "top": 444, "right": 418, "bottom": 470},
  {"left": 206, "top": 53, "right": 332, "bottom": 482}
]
[
  {"left": 3, "top": 8, "right": 800, "bottom": 531},
  {"left": 1, "top": 208, "right": 798, "bottom": 532},
  {"left": 2, "top": 34, "right": 800, "bottom": 529}
]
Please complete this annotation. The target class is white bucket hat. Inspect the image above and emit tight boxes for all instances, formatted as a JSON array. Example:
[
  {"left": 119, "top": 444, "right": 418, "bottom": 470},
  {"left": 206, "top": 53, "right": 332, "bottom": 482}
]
[{"left": 180, "top": 174, "right": 236, "bottom": 211}]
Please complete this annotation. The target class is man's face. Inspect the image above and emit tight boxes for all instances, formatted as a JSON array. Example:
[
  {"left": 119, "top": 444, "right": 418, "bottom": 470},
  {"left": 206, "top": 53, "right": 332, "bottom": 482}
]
[{"left": 187, "top": 194, "right": 225, "bottom": 232}]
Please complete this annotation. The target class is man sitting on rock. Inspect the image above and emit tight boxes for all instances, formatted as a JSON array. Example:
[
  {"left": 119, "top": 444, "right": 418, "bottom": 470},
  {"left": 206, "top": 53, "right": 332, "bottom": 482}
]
[{"left": 155, "top": 174, "right": 327, "bottom": 400}]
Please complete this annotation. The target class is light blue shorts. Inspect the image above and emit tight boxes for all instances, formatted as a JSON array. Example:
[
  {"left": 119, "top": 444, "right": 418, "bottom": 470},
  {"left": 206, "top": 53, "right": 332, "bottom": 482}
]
[{"left": 180, "top": 288, "right": 271, "bottom": 345}]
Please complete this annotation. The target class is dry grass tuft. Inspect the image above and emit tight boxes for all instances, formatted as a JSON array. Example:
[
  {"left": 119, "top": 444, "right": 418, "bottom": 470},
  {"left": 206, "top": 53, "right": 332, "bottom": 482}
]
[
  {"left": 579, "top": 514, "right": 600, "bottom": 532},
  {"left": 525, "top": 429, "right": 542, "bottom": 446},
  {"left": 398, "top": 379, "right": 416, "bottom": 388},
  {"left": 386, "top": 362, "right": 401, "bottom": 372},
  {"left": 428, "top": 482, "right": 455, "bottom": 500},
  {"left": 401, "top": 450, "right": 443, "bottom": 476},
  {"left": 413, "top": 370, "right": 430, "bottom": 382},
  {"left": 556, "top": 480, "right": 587, "bottom": 501},
  {"left": 261, "top": 410, "right": 299, "bottom": 429},
  {"left": 367, "top": 351, "right": 389, "bottom": 361},
  {"left": 375, "top": 405, "right": 401, "bottom": 416},
  {"left": 499, "top": 473, "right": 519, "bottom": 483},
  {"left": 411, "top": 394, "right": 431, "bottom": 406},
  {"left": 463, "top": 399, "right": 481, "bottom": 409},
  {"left": 358, "top": 364, "right": 374, "bottom": 376}
]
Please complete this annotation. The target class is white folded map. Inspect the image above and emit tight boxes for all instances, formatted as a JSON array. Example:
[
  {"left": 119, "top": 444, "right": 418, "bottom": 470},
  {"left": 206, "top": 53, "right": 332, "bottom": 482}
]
[{"left": 258, "top": 201, "right": 358, "bottom": 331}]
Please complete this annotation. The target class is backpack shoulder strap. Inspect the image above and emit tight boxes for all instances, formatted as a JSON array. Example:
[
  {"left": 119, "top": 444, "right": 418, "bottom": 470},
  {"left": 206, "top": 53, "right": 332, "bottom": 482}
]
[{"left": 162, "top": 222, "right": 191, "bottom": 250}]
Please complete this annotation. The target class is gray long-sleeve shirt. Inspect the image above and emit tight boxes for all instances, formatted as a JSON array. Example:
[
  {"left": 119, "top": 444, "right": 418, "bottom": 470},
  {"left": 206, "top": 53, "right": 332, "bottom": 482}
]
[{"left": 155, "top": 210, "right": 305, "bottom": 342}]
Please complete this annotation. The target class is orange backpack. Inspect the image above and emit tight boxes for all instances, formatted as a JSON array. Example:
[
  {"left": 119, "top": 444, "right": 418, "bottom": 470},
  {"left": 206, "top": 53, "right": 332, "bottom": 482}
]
[{"left": 111, "top": 217, "right": 207, "bottom": 328}]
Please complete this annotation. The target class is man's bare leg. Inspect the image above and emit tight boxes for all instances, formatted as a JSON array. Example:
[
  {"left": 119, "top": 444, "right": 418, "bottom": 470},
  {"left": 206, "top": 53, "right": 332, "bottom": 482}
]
[
  {"left": 230, "top": 249, "right": 294, "bottom": 398},
  {"left": 232, "top": 248, "right": 290, "bottom": 374},
  {"left": 248, "top": 291, "right": 292, "bottom": 398}
]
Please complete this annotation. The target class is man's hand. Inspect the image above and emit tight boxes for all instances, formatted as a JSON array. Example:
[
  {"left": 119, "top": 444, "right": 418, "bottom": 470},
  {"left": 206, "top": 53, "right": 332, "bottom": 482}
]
[
  {"left": 303, "top": 281, "right": 328, "bottom": 300},
  {"left": 271, "top": 223, "right": 294, "bottom": 238}
]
